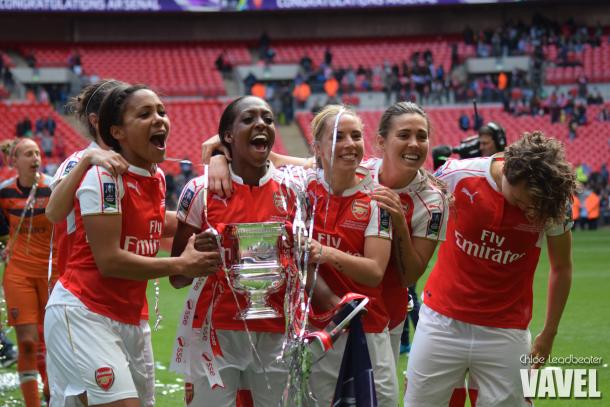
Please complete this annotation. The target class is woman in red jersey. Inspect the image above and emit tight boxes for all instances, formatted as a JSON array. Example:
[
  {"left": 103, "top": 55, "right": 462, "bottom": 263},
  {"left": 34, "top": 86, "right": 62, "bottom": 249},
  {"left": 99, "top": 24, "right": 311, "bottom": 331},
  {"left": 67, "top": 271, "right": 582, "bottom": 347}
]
[{"left": 44, "top": 84, "right": 217, "bottom": 407}]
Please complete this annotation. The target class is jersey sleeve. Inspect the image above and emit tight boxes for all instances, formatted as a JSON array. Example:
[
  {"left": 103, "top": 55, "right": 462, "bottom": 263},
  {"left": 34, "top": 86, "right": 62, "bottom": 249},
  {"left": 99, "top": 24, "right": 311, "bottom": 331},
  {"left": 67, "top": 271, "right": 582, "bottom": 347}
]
[
  {"left": 433, "top": 159, "right": 460, "bottom": 193},
  {"left": 364, "top": 200, "right": 392, "bottom": 240},
  {"left": 176, "top": 177, "right": 205, "bottom": 229},
  {"left": 411, "top": 190, "right": 449, "bottom": 242},
  {"left": 76, "top": 166, "right": 122, "bottom": 216},
  {"left": 50, "top": 152, "right": 82, "bottom": 191}
]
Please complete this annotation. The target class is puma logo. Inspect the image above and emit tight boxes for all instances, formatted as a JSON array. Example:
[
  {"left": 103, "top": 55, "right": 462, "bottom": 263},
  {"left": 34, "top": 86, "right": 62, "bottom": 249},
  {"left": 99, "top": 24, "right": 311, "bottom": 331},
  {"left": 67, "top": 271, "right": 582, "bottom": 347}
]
[
  {"left": 212, "top": 194, "right": 229, "bottom": 207},
  {"left": 127, "top": 181, "right": 141, "bottom": 196},
  {"left": 461, "top": 187, "right": 479, "bottom": 204}
]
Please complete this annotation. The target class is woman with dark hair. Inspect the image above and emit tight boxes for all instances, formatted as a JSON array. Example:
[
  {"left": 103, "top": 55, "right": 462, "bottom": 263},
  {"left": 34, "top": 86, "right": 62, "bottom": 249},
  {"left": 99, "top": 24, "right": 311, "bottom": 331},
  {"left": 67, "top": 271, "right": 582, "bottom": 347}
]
[
  {"left": 365, "top": 101, "right": 449, "bottom": 366},
  {"left": 170, "top": 95, "right": 304, "bottom": 406},
  {"left": 44, "top": 84, "right": 215, "bottom": 407},
  {"left": 45, "top": 80, "right": 155, "bottom": 406}
]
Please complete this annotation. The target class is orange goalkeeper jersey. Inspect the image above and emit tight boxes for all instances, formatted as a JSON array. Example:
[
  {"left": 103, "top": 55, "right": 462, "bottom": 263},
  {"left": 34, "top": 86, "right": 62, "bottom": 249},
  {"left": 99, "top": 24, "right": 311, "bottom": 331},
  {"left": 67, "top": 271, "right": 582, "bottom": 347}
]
[{"left": 0, "top": 173, "right": 57, "bottom": 279}]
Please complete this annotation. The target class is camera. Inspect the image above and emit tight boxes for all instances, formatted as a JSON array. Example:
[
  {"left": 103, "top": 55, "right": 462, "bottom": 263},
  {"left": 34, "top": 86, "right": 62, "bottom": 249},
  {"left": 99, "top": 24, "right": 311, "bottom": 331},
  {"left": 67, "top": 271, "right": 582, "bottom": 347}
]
[
  {"left": 452, "top": 135, "right": 481, "bottom": 159},
  {"left": 432, "top": 136, "right": 480, "bottom": 170},
  {"left": 432, "top": 122, "right": 506, "bottom": 170}
]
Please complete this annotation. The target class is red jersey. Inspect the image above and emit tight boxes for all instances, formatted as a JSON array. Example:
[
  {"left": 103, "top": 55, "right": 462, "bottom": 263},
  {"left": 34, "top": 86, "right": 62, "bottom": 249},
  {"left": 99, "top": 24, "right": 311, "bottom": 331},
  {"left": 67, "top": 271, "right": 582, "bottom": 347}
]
[
  {"left": 426, "top": 157, "right": 571, "bottom": 329},
  {"left": 364, "top": 158, "right": 448, "bottom": 329},
  {"left": 307, "top": 167, "right": 392, "bottom": 333},
  {"left": 50, "top": 142, "right": 98, "bottom": 279},
  {"left": 177, "top": 162, "right": 301, "bottom": 333},
  {"left": 50, "top": 143, "right": 150, "bottom": 320},
  {"left": 58, "top": 165, "right": 166, "bottom": 325},
  {"left": 0, "top": 173, "right": 57, "bottom": 279}
]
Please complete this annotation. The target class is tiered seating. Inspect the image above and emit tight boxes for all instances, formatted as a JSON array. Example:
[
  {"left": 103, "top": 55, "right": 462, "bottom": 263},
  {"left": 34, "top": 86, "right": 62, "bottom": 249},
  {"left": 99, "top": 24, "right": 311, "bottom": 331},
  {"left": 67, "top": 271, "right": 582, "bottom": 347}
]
[
  {"left": 273, "top": 37, "right": 473, "bottom": 72},
  {"left": 545, "top": 38, "right": 610, "bottom": 84},
  {"left": 296, "top": 105, "right": 610, "bottom": 171},
  {"left": 161, "top": 99, "right": 288, "bottom": 175},
  {"left": 18, "top": 43, "right": 251, "bottom": 96},
  {"left": 0, "top": 101, "right": 86, "bottom": 165}
]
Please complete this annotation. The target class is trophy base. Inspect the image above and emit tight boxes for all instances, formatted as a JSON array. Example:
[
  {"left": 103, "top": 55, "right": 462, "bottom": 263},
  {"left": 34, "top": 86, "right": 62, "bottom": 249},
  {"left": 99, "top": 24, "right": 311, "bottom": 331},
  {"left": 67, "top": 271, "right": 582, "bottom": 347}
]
[{"left": 238, "top": 307, "right": 281, "bottom": 320}]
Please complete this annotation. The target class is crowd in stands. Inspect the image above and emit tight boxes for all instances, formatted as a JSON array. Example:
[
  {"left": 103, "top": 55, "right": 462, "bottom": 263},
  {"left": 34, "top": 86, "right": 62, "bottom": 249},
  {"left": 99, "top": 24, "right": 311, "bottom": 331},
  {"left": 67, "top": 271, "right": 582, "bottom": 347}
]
[
  {"left": 0, "top": 52, "right": 14, "bottom": 99},
  {"left": 13, "top": 115, "right": 65, "bottom": 175},
  {"left": 465, "top": 15, "right": 605, "bottom": 64},
  {"left": 573, "top": 163, "right": 610, "bottom": 230}
]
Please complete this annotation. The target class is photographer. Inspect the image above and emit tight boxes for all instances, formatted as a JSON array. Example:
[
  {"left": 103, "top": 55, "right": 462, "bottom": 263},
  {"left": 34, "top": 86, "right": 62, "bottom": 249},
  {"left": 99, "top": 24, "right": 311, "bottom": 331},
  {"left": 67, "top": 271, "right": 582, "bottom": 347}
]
[
  {"left": 432, "top": 121, "right": 506, "bottom": 169},
  {"left": 478, "top": 122, "right": 506, "bottom": 156}
]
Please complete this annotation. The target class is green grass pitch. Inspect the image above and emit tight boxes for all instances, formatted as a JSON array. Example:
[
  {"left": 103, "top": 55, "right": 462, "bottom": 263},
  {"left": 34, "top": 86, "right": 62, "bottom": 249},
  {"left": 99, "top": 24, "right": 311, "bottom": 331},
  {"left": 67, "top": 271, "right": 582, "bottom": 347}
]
[{"left": 0, "top": 228, "right": 608, "bottom": 405}]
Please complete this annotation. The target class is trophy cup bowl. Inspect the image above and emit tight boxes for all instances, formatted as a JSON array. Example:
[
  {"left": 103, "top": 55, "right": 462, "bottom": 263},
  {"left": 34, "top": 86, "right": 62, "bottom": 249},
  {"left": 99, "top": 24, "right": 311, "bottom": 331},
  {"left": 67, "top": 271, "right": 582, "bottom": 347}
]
[{"left": 223, "top": 222, "right": 288, "bottom": 320}]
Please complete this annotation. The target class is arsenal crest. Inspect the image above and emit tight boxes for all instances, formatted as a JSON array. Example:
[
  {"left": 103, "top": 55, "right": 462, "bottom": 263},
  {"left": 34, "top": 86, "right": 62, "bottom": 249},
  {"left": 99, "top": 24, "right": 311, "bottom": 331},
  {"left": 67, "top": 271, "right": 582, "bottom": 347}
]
[
  {"left": 185, "top": 382, "right": 194, "bottom": 405},
  {"left": 351, "top": 199, "right": 369, "bottom": 220},
  {"left": 95, "top": 367, "right": 115, "bottom": 391}
]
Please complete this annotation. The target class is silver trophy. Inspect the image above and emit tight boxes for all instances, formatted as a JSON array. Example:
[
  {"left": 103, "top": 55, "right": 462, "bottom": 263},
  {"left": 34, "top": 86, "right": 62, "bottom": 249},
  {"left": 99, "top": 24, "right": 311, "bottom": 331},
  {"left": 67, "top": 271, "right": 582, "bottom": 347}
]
[{"left": 222, "top": 222, "right": 289, "bottom": 320}]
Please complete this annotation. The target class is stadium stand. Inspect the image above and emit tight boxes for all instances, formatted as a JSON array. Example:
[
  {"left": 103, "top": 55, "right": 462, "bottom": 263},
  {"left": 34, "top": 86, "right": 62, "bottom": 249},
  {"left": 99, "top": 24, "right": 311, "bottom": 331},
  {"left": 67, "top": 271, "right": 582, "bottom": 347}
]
[
  {"left": 545, "top": 41, "right": 610, "bottom": 84},
  {"left": 16, "top": 43, "right": 252, "bottom": 96},
  {"left": 0, "top": 101, "right": 85, "bottom": 156}
]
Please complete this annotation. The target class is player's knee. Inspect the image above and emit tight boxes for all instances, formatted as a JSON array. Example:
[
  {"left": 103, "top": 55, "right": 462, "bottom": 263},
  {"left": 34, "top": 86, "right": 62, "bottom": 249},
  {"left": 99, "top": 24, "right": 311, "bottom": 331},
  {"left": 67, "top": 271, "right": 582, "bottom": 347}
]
[{"left": 18, "top": 339, "right": 37, "bottom": 357}]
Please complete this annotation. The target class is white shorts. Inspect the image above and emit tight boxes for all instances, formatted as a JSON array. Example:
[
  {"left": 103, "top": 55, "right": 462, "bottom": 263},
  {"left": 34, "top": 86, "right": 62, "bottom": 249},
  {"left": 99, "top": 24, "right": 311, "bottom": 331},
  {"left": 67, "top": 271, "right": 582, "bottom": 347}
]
[
  {"left": 309, "top": 327, "right": 397, "bottom": 407},
  {"left": 389, "top": 321, "right": 405, "bottom": 368},
  {"left": 45, "top": 304, "right": 152, "bottom": 406},
  {"left": 141, "top": 321, "right": 155, "bottom": 407},
  {"left": 187, "top": 330, "right": 287, "bottom": 406},
  {"left": 404, "top": 304, "right": 532, "bottom": 407}
]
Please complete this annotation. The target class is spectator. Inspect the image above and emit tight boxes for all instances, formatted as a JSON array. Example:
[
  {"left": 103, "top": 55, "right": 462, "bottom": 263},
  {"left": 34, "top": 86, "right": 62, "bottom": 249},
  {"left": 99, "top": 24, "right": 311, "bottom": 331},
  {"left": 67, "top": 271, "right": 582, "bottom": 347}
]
[
  {"left": 35, "top": 117, "right": 46, "bottom": 136},
  {"left": 292, "top": 81, "right": 311, "bottom": 109},
  {"left": 165, "top": 173, "right": 177, "bottom": 210},
  {"left": 299, "top": 54, "right": 313, "bottom": 73},
  {"left": 458, "top": 112, "right": 470, "bottom": 131},
  {"left": 68, "top": 50, "right": 82, "bottom": 76},
  {"left": 324, "top": 47, "right": 333, "bottom": 66},
  {"left": 174, "top": 161, "right": 194, "bottom": 200},
  {"left": 258, "top": 30, "right": 271, "bottom": 60},
  {"left": 587, "top": 88, "right": 604, "bottom": 105},
  {"left": 215, "top": 51, "right": 233, "bottom": 76},
  {"left": 46, "top": 116, "right": 56, "bottom": 136},
  {"left": 251, "top": 81, "right": 266, "bottom": 99},
  {"left": 40, "top": 134, "right": 54, "bottom": 158},
  {"left": 17, "top": 117, "right": 33, "bottom": 137},
  {"left": 244, "top": 72, "right": 257, "bottom": 92},
  {"left": 323, "top": 75, "right": 339, "bottom": 100},
  {"left": 576, "top": 186, "right": 600, "bottom": 230},
  {"left": 568, "top": 117, "right": 578, "bottom": 141},
  {"left": 600, "top": 164, "right": 609, "bottom": 186}
]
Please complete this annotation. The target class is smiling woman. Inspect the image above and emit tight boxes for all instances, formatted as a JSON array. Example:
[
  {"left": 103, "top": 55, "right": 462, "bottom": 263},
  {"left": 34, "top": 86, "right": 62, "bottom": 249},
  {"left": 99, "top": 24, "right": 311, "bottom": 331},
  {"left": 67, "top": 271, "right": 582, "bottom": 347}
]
[
  {"left": 43, "top": 84, "right": 215, "bottom": 407},
  {"left": 168, "top": 95, "right": 305, "bottom": 406}
]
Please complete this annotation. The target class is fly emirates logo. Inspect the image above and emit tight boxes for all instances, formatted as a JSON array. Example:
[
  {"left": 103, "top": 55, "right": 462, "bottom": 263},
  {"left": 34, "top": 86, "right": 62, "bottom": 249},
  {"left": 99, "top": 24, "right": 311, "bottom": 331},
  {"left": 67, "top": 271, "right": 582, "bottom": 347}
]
[
  {"left": 123, "top": 220, "right": 162, "bottom": 256},
  {"left": 454, "top": 229, "right": 525, "bottom": 265}
]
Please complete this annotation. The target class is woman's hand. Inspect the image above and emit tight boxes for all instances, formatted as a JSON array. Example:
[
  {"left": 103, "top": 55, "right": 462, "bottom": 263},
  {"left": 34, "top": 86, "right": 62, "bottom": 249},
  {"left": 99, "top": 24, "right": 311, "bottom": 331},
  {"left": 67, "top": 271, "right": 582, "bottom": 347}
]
[
  {"left": 307, "top": 239, "right": 326, "bottom": 265},
  {"left": 201, "top": 134, "right": 231, "bottom": 164},
  {"left": 370, "top": 186, "right": 406, "bottom": 226},
  {"left": 85, "top": 149, "right": 129, "bottom": 178}
]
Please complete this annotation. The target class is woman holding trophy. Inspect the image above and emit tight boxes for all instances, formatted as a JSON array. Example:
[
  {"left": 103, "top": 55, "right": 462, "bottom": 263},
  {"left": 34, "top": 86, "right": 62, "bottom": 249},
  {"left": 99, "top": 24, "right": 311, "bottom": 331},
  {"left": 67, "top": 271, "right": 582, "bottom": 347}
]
[
  {"left": 198, "top": 103, "right": 396, "bottom": 405},
  {"left": 303, "top": 105, "right": 395, "bottom": 406},
  {"left": 170, "top": 95, "right": 307, "bottom": 406}
]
